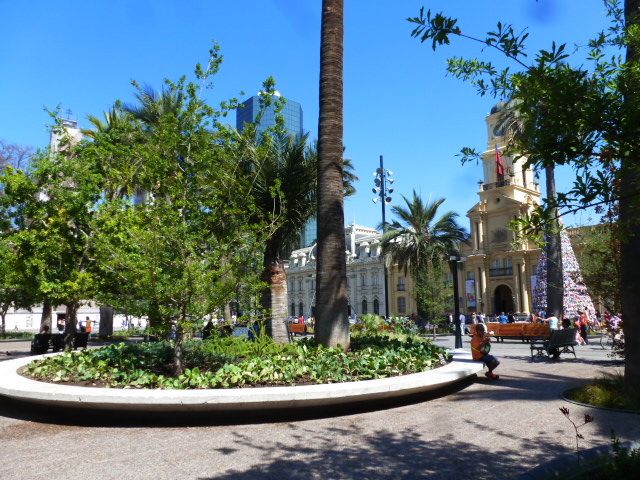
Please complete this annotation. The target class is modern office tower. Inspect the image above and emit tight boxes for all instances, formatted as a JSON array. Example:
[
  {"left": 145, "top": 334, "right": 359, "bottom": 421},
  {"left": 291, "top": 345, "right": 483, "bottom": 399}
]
[
  {"left": 237, "top": 92, "right": 312, "bottom": 248},
  {"left": 236, "top": 92, "right": 303, "bottom": 139}
]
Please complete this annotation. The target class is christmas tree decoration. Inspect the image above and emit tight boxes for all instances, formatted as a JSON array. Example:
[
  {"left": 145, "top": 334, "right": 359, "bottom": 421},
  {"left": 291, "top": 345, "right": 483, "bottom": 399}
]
[{"left": 532, "top": 229, "right": 597, "bottom": 322}]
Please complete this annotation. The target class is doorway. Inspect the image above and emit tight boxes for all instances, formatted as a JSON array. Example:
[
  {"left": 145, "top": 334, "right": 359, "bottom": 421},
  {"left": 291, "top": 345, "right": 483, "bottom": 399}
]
[{"left": 494, "top": 285, "right": 514, "bottom": 314}]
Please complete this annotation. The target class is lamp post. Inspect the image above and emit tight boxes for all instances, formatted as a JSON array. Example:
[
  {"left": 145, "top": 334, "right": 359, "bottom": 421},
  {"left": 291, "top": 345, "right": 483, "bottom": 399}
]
[
  {"left": 373, "top": 155, "right": 394, "bottom": 318},
  {"left": 449, "top": 255, "right": 466, "bottom": 349}
]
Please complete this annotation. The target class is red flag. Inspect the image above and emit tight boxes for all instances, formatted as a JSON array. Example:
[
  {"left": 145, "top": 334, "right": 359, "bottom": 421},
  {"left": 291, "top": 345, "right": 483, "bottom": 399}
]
[{"left": 495, "top": 142, "right": 504, "bottom": 177}]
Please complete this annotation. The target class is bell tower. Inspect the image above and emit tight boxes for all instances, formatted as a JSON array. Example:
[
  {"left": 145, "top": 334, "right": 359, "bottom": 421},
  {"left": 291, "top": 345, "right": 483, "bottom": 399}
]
[{"left": 459, "top": 101, "right": 543, "bottom": 316}]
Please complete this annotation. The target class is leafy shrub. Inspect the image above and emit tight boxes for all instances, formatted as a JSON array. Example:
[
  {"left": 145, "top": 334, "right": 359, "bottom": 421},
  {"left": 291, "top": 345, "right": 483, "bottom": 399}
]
[{"left": 24, "top": 333, "right": 448, "bottom": 390}]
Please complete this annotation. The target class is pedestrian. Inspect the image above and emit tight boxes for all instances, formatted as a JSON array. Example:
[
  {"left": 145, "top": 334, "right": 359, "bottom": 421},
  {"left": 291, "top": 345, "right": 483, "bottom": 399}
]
[{"left": 578, "top": 310, "right": 589, "bottom": 345}]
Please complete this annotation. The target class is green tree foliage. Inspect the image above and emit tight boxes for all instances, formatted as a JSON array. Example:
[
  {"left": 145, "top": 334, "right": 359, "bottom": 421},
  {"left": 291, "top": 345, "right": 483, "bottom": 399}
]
[
  {"left": 408, "top": 0, "right": 640, "bottom": 400},
  {"left": 0, "top": 118, "right": 103, "bottom": 348},
  {"left": 381, "top": 191, "right": 468, "bottom": 322}
]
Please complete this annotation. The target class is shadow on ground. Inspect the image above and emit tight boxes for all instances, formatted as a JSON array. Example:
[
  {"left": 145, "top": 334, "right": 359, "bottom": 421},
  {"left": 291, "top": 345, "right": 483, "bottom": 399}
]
[{"left": 196, "top": 423, "right": 566, "bottom": 480}]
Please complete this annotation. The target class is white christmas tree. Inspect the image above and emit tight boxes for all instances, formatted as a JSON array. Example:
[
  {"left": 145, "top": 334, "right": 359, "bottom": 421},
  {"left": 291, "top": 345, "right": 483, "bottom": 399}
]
[{"left": 532, "top": 228, "right": 597, "bottom": 321}]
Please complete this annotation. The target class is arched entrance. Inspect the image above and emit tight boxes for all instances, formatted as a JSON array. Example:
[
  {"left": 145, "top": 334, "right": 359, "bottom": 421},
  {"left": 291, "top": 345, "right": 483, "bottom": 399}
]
[{"left": 494, "top": 285, "right": 514, "bottom": 314}]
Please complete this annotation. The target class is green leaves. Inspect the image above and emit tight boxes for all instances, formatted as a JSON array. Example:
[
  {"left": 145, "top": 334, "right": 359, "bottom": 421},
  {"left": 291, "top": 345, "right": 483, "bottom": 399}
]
[
  {"left": 24, "top": 333, "right": 447, "bottom": 389},
  {"left": 408, "top": 8, "right": 461, "bottom": 51}
]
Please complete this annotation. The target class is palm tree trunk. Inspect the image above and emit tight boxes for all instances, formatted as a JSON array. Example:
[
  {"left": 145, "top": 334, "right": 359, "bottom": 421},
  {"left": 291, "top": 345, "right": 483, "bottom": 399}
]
[
  {"left": 315, "top": 0, "right": 349, "bottom": 349},
  {"left": 545, "top": 165, "right": 563, "bottom": 320},
  {"left": 260, "top": 251, "right": 290, "bottom": 344},
  {"left": 621, "top": 0, "right": 640, "bottom": 401}
]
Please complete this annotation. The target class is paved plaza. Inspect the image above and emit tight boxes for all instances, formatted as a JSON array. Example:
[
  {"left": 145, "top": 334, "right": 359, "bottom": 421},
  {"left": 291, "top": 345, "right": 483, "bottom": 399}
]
[{"left": 0, "top": 335, "right": 637, "bottom": 480}]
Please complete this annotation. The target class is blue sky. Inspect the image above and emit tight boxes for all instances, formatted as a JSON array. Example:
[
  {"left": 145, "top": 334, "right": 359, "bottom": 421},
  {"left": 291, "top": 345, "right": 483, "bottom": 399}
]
[{"left": 1, "top": 0, "right": 613, "bottom": 230}]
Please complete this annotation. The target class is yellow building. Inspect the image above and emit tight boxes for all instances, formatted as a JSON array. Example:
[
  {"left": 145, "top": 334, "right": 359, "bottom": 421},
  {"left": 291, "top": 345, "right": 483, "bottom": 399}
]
[{"left": 459, "top": 102, "right": 543, "bottom": 316}]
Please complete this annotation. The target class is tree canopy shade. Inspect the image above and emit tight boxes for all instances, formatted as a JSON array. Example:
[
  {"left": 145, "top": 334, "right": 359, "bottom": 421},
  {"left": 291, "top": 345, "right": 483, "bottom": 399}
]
[
  {"left": 315, "top": 0, "right": 349, "bottom": 349},
  {"left": 381, "top": 191, "right": 468, "bottom": 322},
  {"left": 408, "top": 0, "right": 640, "bottom": 400}
]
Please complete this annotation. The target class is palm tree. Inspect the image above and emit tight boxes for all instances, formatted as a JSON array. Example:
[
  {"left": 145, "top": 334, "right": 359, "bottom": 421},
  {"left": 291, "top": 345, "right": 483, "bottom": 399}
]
[
  {"left": 252, "top": 132, "right": 317, "bottom": 343},
  {"left": 122, "top": 83, "right": 185, "bottom": 129},
  {"left": 381, "top": 191, "right": 468, "bottom": 321},
  {"left": 315, "top": 0, "right": 348, "bottom": 349},
  {"left": 496, "top": 100, "right": 563, "bottom": 320}
]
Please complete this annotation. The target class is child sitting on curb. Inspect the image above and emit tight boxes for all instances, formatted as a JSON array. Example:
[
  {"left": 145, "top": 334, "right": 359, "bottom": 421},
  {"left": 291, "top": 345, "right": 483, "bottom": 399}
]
[{"left": 471, "top": 323, "right": 500, "bottom": 379}]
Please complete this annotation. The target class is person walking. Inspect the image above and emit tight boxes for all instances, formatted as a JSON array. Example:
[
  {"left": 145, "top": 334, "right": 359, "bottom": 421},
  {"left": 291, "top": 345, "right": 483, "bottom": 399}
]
[{"left": 578, "top": 310, "right": 590, "bottom": 345}]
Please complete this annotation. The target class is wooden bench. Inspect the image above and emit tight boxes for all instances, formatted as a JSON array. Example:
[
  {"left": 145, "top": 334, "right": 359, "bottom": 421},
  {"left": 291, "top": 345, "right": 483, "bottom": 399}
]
[
  {"left": 469, "top": 323, "right": 550, "bottom": 342},
  {"left": 288, "top": 323, "right": 307, "bottom": 336},
  {"left": 530, "top": 328, "right": 578, "bottom": 359}
]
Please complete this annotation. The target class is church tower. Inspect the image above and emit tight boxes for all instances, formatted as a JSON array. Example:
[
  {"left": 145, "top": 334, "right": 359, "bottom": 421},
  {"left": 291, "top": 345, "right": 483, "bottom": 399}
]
[{"left": 459, "top": 102, "right": 542, "bottom": 315}]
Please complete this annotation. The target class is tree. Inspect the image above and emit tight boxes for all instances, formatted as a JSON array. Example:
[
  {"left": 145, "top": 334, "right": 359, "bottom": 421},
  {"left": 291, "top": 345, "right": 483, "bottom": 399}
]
[
  {"left": 495, "top": 101, "right": 563, "bottom": 320},
  {"left": 381, "top": 191, "right": 468, "bottom": 322},
  {"left": 0, "top": 140, "right": 33, "bottom": 172},
  {"left": 408, "top": 0, "right": 640, "bottom": 400},
  {"left": 251, "top": 131, "right": 317, "bottom": 343},
  {"left": 315, "top": 0, "right": 349, "bottom": 349},
  {"left": 0, "top": 120, "right": 103, "bottom": 348}
]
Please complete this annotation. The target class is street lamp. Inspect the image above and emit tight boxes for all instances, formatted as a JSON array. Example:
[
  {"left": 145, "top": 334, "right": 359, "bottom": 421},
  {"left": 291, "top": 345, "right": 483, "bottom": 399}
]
[
  {"left": 449, "top": 255, "right": 467, "bottom": 349},
  {"left": 373, "top": 155, "right": 394, "bottom": 318}
]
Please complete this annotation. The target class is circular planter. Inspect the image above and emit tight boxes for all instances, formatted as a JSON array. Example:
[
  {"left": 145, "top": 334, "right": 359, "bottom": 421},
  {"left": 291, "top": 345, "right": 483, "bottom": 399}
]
[{"left": 0, "top": 350, "right": 482, "bottom": 413}]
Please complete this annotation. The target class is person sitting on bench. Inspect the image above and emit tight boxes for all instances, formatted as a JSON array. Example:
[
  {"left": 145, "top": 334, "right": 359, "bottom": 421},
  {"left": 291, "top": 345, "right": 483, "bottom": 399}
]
[{"left": 471, "top": 323, "right": 500, "bottom": 379}]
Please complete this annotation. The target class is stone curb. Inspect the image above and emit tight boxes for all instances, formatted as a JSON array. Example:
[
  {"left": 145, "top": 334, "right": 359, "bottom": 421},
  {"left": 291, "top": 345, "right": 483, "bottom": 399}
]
[{"left": 0, "top": 350, "right": 482, "bottom": 413}]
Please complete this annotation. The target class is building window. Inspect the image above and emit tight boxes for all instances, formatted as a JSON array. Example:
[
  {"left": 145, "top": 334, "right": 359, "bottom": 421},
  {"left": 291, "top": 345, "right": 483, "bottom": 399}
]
[
  {"left": 467, "top": 271, "right": 475, "bottom": 280},
  {"left": 298, "top": 279, "right": 302, "bottom": 291},
  {"left": 504, "top": 257, "right": 512, "bottom": 268},
  {"left": 373, "top": 299, "right": 380, "bottom": 315},
  {"left": 475, "top": 221, "right": 480, "bottom": 249},
  {"left": 298, "top": 302, "right": 304, "bottom": 317},
  {"left": 361, "top": 273, "right": 367, "bottom": 286},
  {"left": 398, "top": 277, "right": 405, "bottom": 291},
  {"left": 290, "top": 303, "right": 295, "bottom": 316},
  {"left": 362, "top": 299, "right": 368, "bottom": 315},
  {"left": 372, "top": 273, "right": 378, "bottom": 286},
  {"left": 397, "top": 296, "right": 406, "bottom": 314}
]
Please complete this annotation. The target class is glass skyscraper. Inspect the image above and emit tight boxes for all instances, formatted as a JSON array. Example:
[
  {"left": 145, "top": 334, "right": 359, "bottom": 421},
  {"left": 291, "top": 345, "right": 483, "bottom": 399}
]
[
  {"left": 236, "top": 94, "right": 303, "bottom": 138},
  {"left": 236, "top": 93, "right": 313, "bottom": 248}
]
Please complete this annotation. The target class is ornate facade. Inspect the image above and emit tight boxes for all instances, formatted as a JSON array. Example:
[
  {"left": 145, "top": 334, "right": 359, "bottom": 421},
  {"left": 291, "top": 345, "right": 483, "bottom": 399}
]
[{"left": 459, "top": 102, "right": 542, "bottom": 315}]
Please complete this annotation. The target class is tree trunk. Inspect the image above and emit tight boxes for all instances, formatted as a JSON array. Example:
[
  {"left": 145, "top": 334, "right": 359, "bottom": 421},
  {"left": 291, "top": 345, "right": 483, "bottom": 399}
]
[
  {"left": 64, "top": 302, "right": 78, "bottom": 351},
  {"left": 173, "top": 315, "right": 185, "bottom": 376},
  {"left": 0, "top": 308, "right": 7, "bottom": 338},
  {"left": 545, "top": 165, "right": 563, "bottom": 320},
  {"left": 40, "top": 299, "right": 52, "bottom": 330},
  {"left": 621, "top": 0, "right": 640, "bottom": 401},
  {"left": 261, "top": 251, "right": 290, "bottom": 344},
  {"left": 315, "top": 0, "right": 349, "bottom": 349}
]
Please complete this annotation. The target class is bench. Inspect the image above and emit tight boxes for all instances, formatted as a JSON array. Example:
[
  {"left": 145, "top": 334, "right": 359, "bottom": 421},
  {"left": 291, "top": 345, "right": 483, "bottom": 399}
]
[
  {"left": 30, "top": 334, "right": 52, "bottom": 354},
  {"left": 30, "top": 332, "right": 89, "bottom": 355},
  {"left": 288, "top": 323, "right": 307, "bottom": 336},
  {"left": 530, "top": 328, "right": 578, "bottom": 359},
  {"left": 469, "top": 323, "right": 550, "bottom": 342}
]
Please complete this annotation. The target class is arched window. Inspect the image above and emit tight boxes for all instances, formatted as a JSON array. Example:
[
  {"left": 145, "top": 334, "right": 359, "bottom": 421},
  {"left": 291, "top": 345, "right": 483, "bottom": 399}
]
[
  {"left": 362, "top": 299, "right": 368, "bottom": 315},
  {"left": 298, "top": 302, "right": 304, "bottom": 317},
  {"left": 373, "top": 299, "right": 380, "bottom": 315},
  {"left": 290, "top": 303, "right": 296, "bottom": 316}
]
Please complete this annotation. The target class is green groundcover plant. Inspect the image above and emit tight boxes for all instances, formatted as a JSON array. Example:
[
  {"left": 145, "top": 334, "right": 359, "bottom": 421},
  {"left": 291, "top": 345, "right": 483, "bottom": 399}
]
[{"left": 23, "top": 333, "right": 449, "bottom": 390}]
